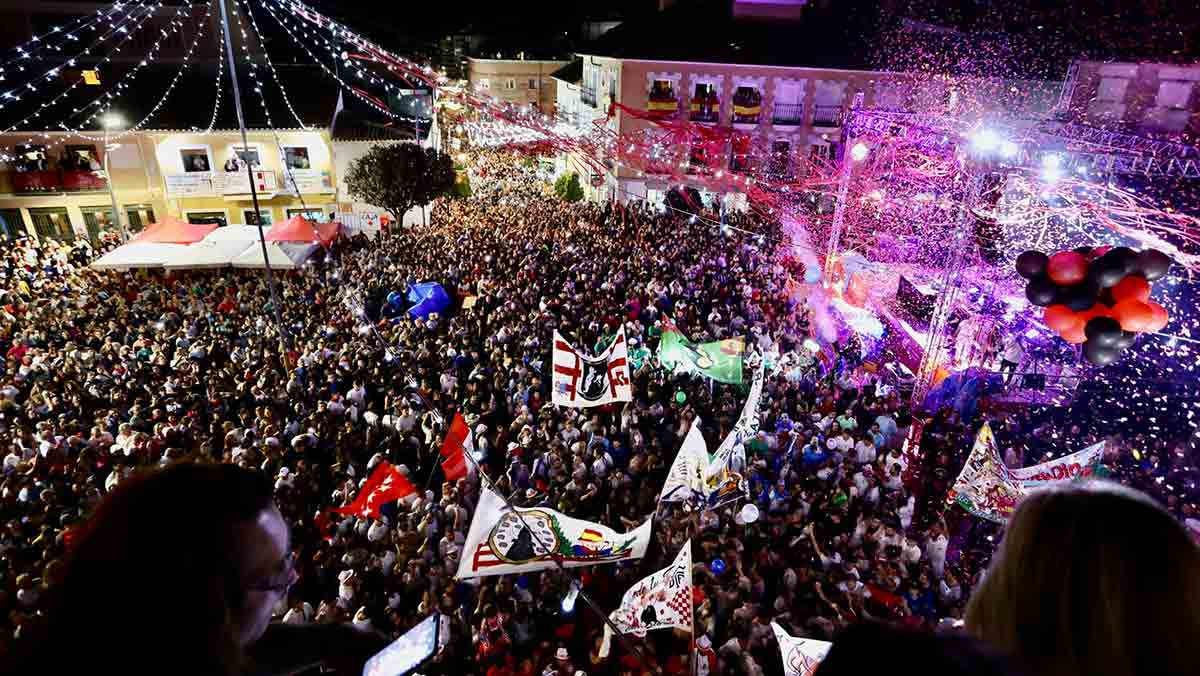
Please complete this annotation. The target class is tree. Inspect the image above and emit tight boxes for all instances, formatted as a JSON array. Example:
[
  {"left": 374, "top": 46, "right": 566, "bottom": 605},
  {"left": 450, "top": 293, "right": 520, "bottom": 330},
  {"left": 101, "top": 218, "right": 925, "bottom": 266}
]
[
  {"left": 345, "top": 143, "right": 456, "bottom": 225},
  {"left": 554, "top": 172, "right": 584, "bottom": 202}
]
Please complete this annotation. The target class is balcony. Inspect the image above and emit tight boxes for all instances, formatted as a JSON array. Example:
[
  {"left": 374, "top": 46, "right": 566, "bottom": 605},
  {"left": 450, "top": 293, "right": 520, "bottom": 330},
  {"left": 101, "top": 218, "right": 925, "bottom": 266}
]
[
  {"left": 812, "top": 104, "right": 844, "bottom": 127},
  {"left": 689, "top": 97, "right": 720, "bottom": 123},
  {"left": 772, "top": 102, "right": 805, "bottom": 126},
  {"left": 8, "top": 169, "right": 108, "bottom": 194},
  {"left": 647, "top": 96, "right": 679, "bottom": 119},
  {"left": 732, "top": 102, "right": 762, "bottom": 126},
  {"left": 581, "top": 86, "right": 598, "bottom": 108}
]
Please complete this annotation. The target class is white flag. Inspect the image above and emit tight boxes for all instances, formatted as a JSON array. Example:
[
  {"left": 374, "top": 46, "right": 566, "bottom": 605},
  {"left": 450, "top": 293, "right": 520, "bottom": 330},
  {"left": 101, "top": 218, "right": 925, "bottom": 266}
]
[
  {"left": 771, "top": 622, "right": 831, "bottom": 676},
  {"left": 600, "top": 540, "right": 693, "bottom": 657},
  {"left": 659, "top": 418, "right": 709, "bottom": 504},
  {"left": 1010, "top": 440, "right": 1105, "bottom": 487},
  {"left": 455, "top": 487, "right": 652, "bottom": 579},
  {"left": 703, "top": 363, "right": 763, "bottom": 508},
  {"left": 552, "top": 326, "right": 633, "bottom": 408}
]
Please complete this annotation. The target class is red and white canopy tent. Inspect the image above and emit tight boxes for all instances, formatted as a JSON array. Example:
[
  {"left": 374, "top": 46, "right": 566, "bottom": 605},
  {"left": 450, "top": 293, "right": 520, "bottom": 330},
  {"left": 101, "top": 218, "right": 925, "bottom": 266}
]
[
  {"left": 129, "top": 217, "right": 218, "bottom": 244},
  {"left": 264, "top": 215, "right": 339, "bottom": 246}
]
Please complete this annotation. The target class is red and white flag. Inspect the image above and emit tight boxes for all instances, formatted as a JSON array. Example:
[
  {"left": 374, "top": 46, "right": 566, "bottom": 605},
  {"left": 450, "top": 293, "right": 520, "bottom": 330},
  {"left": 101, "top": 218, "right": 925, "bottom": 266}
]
[
  {"left": 599, "top": 539, "right": 693, "bottom": 657},
  {"left": 333, "top": 461, "right": 416, "bottom": 519},
  {"left": 440, "top": 412, "right": 475, "bottom": 482},
  {"left": 552, "top": 326, "right": 632, "bottom": 408}
]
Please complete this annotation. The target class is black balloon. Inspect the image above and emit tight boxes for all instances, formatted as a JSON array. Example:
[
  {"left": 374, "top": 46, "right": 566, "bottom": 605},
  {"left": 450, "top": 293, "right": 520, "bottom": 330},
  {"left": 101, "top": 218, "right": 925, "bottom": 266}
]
[
  {"left": 1025, "top": 276, "right": 1058, "bottom": 306},
  {"left": 1083, "top": 340, "right": 1120, "bottom": 366},
  {"left": 1088, "top": 256, "right": 1127, "bottom": 288},
  {"left": 1137, "top": 249, "right": 1173, "bottom": 281},
  {"left": 1015, "top": 250, "right": 1049, "bottom": 279},
  {"left": 1057, "top": 279, "right": 1100, "bottom": 311},
  {"left": 1107, "top": 247, "right": 1139, "bottom": 275},
  {"left": 1084, "top": 316, "right": 1122, "bottom": 347},
  {"left": 1073, "top": 245, "right": 1093, "bottom": 256},
  {"left": 1113, "top": 331, "right": 1137, "bottom": 350}
]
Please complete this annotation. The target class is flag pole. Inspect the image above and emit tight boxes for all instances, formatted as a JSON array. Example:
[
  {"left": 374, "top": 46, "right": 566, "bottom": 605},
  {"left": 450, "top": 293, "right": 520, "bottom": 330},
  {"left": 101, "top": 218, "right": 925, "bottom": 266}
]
[{"left": 462, "top": 451, "right": 656, "bottom": 669}]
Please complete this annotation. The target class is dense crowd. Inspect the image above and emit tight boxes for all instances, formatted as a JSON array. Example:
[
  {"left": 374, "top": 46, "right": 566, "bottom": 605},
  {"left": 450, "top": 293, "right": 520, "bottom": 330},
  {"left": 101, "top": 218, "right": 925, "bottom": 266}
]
[{"left": 1, "top": 150, "right": 1197, "bottom": 676}]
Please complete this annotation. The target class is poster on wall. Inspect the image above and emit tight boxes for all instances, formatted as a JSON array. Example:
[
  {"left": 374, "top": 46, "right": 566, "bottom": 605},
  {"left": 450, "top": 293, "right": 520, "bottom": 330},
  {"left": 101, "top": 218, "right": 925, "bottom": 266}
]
[
  {"left": 281, "top": 169, "right": 335, "bottom": 194},
  {"left": 165, "top": 173, "right": 216, "bottom": 197}
]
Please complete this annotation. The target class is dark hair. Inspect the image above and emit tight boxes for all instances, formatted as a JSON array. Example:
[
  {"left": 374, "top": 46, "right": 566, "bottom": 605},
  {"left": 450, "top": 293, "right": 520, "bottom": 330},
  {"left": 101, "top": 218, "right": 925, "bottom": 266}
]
[
  {"left": 816, "top": 623, "right": 1019, "bottom": 676},
  {"left": 7, "top": 463, "right": 274, "bottom": 675}
]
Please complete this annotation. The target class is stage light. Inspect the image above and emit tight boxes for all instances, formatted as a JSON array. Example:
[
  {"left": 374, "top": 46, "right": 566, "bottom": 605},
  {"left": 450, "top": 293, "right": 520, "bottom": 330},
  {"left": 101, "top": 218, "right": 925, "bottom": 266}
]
[
  {"left": 803, "top": 338, "right": 820, "bottom": 353},
  {"left": 969, "top": 128, "right": 1002, "bottom": 154},
  {"left": 850, "top": 142, "right": 869, "bottom": 162},
  {"left": 1041, "top": 154, "right": 1063, "bottom": 183},
  {"left": 999, "top": 140, "right": 1019, "bottom": 158}
]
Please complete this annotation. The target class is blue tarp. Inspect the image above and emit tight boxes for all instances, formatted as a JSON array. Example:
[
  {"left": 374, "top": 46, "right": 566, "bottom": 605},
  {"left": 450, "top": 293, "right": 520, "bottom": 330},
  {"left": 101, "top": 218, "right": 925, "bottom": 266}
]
[{"left": 404, "top": 282, "right": 450, "bottom": 319}]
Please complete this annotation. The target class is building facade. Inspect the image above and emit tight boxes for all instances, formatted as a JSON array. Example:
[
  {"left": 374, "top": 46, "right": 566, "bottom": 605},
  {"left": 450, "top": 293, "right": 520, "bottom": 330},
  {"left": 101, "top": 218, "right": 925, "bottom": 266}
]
[
  {"left": 468, "top": 58, "right": 569, "bottom": 112},
  {"left": 559, "top": 54, "right": 1059, "bottom": 206},
  {"left": 0, "top": 128, "right": 342, "bottom": 244},
  {"left": 1058, "top": 61, "right": 1200, "bottom": 140}
]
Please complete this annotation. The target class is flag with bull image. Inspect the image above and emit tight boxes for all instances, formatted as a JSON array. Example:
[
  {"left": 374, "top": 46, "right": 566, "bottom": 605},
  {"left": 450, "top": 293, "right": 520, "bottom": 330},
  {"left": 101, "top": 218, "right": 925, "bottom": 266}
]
[
  {"left": 599, "top": 540, "right": 693, "bottom": 657},
  {"left": 455, "top": 487, "right": 653, "bottom": 579},
  {"left": 657, "top": 316, "right": 745, "bottom": 385},
  {"left": 771, "top": 622, "right": 831, "bottom": 676},
  {"left": 552, "top": 326, "right": 633, "bottom": 408}
]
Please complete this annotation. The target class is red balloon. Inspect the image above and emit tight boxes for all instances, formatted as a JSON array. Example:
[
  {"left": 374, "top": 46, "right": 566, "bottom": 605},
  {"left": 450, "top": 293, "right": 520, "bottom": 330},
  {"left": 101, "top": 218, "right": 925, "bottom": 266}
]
[
  {"left": 1145, "top": 302, "right": 1169, "bottom": 332},
  {"left": 1112, "top": 299, "right": 1155, "bottom": 332},
  {"left": 1060, "top": 324, "right": 1088, "bottom": 344},
  {"left": 1043, "top": 304, "right": 1082, "bottom": 333},
  {"left": 1077, "top": 304, "right": 1110, "bottom": 323},
  {"left": 1046, "top": 251, "right": 1089, "bottom": 285},
  {"left": 1089, "top": 245, "right": 1113, "bottom": 259},
  {"left": 1111, "top": 275, "right": 1151, "bottom": 303}
]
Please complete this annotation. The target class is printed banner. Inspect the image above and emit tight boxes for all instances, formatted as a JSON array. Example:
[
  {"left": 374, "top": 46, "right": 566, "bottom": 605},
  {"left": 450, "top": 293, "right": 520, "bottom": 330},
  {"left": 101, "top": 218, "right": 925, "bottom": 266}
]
[
  {"left": 771, "top": 622, "right": 831, "bottom": 676},
  {"left": 552, "top": 326, "right": 633, "bottom": 408},
  {"left": 1011, "top": 441, "right": 1104, "bottom": 487},
  {"left": 600, "top": 540, "right": 693, "bottom": 657},
  {"left": 659, "top": 419, "right": 710, "bottom": 504},
  {"left": 658, "top": 317, "right": 744, "bottom": 385},
  {"left": 947, "top": 423, "right": 1024, "bottom": 523},
  {"left": 456, "top": 487, "right": 652, "bottom": 579}
]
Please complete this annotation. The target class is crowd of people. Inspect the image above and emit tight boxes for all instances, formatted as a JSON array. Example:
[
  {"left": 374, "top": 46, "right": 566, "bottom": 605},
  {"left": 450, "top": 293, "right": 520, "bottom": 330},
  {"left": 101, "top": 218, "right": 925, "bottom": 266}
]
[{"left": 1, "top": 150, "right": 1197, "bottom": 676}]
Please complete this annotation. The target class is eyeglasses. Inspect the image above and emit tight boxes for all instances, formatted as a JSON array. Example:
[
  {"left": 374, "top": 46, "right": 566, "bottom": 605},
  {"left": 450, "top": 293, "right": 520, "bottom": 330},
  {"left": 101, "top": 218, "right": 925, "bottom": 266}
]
[{"left": 247, "top": 550, "right": 298, "bottom": 594}]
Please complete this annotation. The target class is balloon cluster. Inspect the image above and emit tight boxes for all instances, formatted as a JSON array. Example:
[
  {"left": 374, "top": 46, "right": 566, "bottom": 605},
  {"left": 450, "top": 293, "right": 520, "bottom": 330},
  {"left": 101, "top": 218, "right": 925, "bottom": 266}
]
[{"left": 1017, "top": 246, "right": 1172, "bottom": 366}]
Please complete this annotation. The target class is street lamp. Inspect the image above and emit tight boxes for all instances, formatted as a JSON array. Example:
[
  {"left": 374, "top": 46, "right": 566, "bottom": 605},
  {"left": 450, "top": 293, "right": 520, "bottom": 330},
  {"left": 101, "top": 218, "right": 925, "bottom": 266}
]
[{"left": 100, "top": 112, "right": 129, "bottom": 243}]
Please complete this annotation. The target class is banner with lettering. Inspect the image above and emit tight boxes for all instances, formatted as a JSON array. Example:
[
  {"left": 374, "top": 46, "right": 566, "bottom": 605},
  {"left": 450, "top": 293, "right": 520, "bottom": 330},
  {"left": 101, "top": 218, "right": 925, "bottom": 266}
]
[{"left": 1011, "top": 441, "right": 1105, "bottom": 487}]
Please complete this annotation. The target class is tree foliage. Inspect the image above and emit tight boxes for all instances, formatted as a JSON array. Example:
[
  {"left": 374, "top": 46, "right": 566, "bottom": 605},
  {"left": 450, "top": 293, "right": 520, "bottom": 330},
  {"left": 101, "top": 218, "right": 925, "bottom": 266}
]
[
  {"left": 345, "top": 143, "right": 456, "bottom": 220},
  {"left": 554, "top": 172, "right": 584, "bottom": 202}
]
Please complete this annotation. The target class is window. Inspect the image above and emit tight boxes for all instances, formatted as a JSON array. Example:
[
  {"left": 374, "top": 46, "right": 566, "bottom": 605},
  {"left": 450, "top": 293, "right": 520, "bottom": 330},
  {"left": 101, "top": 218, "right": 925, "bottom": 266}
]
[
  {"left": 286, "top": 208, "right": 331, "bottom": 223},
  {"left": 186, "top": 211, "right": 227, "bottom": 227},
  {"left": 180, "top": 147, "right": 212, "bottom": 173},
  {"left": 282, "top": 146, "right": 312, "bottom": 170},
  {"left": 232, "top": 145, "right": 262, "bottom": 167},
  {"left": 1156, "top": 81, "right": 1193, "bottom": 109},
  {"left": 63, "top": 144, "right": 100, "bottom": 171},
  {"left": 28, "top": 207, "right": 74, "bottom": 242},
  {"left": 125, "top": 204, "right": 155, "bottom": 232},
  {"left": 1097, "top": 77, "right": 1129, "bottom": 102},
  {"left": 506, "top": 79, "right": 517, "bottom": 90},
  {"left": 479, "top": 78, "right": 490, "bottom": 90},
  {"left": 768, "top": 140, "right": 792, "bottom": 175},
  {"left": 80, "top": 206, "right": 116, "bottom": 246},
  {"left": 12, "top": 143, "right": 49, "bottom": 172},
  {"left": 528, "top": 79, "right": 537, "bottom": 90},
  {"left": 690, "top": 82, "right": 719, "bottom": 123},
  {"left": 243, "top": 209, "right": 274, "bottom": 226},
  {"left": 0, "top": 209, "right": 24, "bottom": 239},
  {"left": 732, "top": 86, "right": 762, "bottom": 124}
]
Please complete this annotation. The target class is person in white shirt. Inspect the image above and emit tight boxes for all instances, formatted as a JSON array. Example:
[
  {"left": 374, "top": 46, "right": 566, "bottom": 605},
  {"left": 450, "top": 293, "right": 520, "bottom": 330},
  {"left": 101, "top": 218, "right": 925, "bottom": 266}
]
[
  {"left": 854, "top": 436, "right": 877, "bottom": 465},
  {"left": 926, "top": 522, "right": 949, "bottom": 579},
  {"left": 282, "top": 601, "right": 314, "bottom": 624}
]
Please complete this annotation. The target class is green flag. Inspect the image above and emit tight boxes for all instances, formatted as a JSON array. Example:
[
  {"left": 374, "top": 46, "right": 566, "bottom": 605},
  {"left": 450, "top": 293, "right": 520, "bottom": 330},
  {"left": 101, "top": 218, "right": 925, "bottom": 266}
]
[{"left": 658, "top": 318, "right": 744, "bottom": 384}]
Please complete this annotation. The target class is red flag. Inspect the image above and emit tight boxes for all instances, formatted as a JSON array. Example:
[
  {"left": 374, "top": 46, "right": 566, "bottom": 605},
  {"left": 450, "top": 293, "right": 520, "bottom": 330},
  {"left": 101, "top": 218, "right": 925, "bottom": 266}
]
[
  {"left": 439, "top": 413, "right": 475, "bottom": 481},
  {"left": 332, "top": 461, "right": 416, "bottom": 519}
]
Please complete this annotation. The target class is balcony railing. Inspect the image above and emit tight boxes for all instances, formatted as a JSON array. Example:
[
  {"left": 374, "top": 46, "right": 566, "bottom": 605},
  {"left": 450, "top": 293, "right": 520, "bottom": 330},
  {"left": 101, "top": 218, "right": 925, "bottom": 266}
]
[
  {"left": 772, "top": 102, "right": 805, "bottom": 126},
  {"left": 581, "top": 86, "right": 598, "bottom": 108},
  {"left": 690, "top": 99, "right": 720, "bottom": 123},
  {"left": 812, "top": 104, "right": 844, "bottom": 127},
  {"left": 732, "top": 101, "right": 762, "bottom": 125},
  {"left": 647, "top": 97, "right": 679, "bottom": 118},
  {"left": 8, "top": 169, "right": 107, "bottom": 194}
]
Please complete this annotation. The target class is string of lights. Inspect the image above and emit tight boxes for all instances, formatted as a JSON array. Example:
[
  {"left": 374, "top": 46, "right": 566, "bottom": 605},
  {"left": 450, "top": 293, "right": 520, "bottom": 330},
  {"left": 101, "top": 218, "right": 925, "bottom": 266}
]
[
  {"left": 200, "top": 12, "right": 226, "bottom": 134},
  {"left": 254, "top": 0, "right": 401, "bottom": 121},
  {"left": 0, "top": 2, "right": 138, "bottom": 73},
  {"left": 0, "top": 0, "right": 160, "bottom": 130},
  {"left": 238, "top": 0, "right": 311, "bottom": 130},
  {"left": 62, "top": 0, "right": 215, "bottom": 141}
]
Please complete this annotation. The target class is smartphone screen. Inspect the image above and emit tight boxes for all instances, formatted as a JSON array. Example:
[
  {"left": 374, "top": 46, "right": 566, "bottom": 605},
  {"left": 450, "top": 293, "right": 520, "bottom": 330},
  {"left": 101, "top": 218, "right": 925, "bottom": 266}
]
[{"left": 362, "top": 612, "right": 440, "bottom": 676}]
